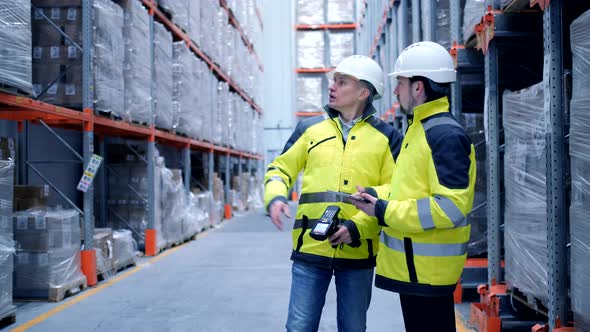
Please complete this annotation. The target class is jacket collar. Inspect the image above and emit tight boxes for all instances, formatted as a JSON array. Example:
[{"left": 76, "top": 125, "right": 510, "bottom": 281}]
[
  {"left": 323, "top": 103, "right": 377, "bottom": 122},
  {"left": 412, "top": 97, "right": 450, "bottom": 122}
]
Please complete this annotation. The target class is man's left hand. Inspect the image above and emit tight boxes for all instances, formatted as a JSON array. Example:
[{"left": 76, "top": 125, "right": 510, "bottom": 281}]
[{"left": 329, "top": 225, "right": 351, "bottom": 245}]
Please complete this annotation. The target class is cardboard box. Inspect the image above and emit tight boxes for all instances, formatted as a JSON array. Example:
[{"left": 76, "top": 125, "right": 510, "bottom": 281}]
[{"left": 14, "top": 185, "right": 49, "bottom": 211}]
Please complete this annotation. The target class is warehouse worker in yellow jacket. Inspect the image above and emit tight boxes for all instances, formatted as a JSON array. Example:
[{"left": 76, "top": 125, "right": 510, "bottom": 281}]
[
  {"left": 352, "top": 41, "right": 476, "bottom": 332},
  {"left": 264, "top": 55, "right": 402, "bottom": 332}
]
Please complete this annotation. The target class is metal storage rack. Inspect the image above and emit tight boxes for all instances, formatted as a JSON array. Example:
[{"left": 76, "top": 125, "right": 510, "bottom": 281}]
[
  {"left": 0, "top": 0, "right": 264, "bottom": 287},
  {"left": 358, "top": 0, "right": 585, "bottom": 330},
  {"left": 294, "top": 1, "right": 357, "bottom": 118}
]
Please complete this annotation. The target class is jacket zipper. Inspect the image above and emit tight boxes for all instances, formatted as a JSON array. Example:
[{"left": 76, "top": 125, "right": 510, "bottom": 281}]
[{"left": 307, "top": 136, "right": 336, "bottom": 153}]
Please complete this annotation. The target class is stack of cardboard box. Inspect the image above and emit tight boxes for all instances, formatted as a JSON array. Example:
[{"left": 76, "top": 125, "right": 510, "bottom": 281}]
[
  {"left": 0, "top": 138, "right": 15, "bottom": 319},
  {"left": 13, "top": 185, "right": 49, "bottom": 212},
  {"left": 31, "top": 0, "right": 124, "bottom": 115},
  {"left": 12, "top": 209, "right": 85, "bottom": 300}
]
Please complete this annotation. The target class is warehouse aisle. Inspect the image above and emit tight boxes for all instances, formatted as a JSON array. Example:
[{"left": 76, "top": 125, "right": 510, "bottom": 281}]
[{"left": 7, "top": 204, "right": 405, "bottom": 332}]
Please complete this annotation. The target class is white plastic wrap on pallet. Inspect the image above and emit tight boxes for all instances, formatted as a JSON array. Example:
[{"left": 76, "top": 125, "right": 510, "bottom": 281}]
[
  {"left": 297, "top": 76, "right": 324, "bottom": 113},
  {"left": 13, "top": 209, "right": 85, "bottom": 299},
  {"left": 154, "top": 21, "right": 174, "bottom": 130},
  {"left": 247, "top": 176, "right": 263, "bottom": 210},
  {"left": 161, "top": 168, "right": 184, "bottom": 246},
  {"left": 121, "top": 0, "right": 152, "bottom": 124},
  {"left": 172, "top": 41, "right": 192, "bottom": 135},
  {"left": 436, "top": 0, "right": 451, "bottom": 49},
  {"left": 112, "top": 229, "right": 138, "bottom": 269},
  {"left": 328, "top": 31, "right": 354, "bottom": 67},
  {"left": 327, "top": 0, "right": 355, "bottom": 24},
  {"left": 502, "top": 82, "right": 548, "bottom": 305},
  {"left": 0, "top": 158, "right": 14, "bottom": 317},
  {"left": 462, "top": 0, "right": 486, "bottom": 45},
  {"left": 182, "top": 192, "right": 210, "bottom": 239},
  {"left": 158, "top": 0, "right": 189, "bottom": 32},
  {"left": 297, "top": 0, "right": 324, "bottom": 25},
  {"left": 0, "top": 0, "right": 31, "bottom": 94},
  {"left": 94, "top": 0, "right": 125, "bottom": 116},
  {"left": 570, "top": 10, "right": 590, "bottom": 332},
  {"left": 461, "top": 113, "right": 487, "bottom": 256},
  {"left": 297, "top": 31, "right": 325, "bottom": 68},
  {"left": 199, "top": 0, "right": 216, "bottom": 60},
  {"left": 188, "top": 1, "right": 200, "bottom": 45},
  {"left": 213, "top": 81, "right": 228, "bottom": 145}
]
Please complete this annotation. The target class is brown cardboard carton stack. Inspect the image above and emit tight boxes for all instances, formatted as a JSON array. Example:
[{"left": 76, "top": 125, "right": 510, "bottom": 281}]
[
  {"left": 13, "top": 209, "right": 85, "bottom": 300},
  {"left": 31, "top": 0, "right": 124, "bottom": 115},
  {"left": 13, "top": 185, "right": 49, "bottom": 211}
]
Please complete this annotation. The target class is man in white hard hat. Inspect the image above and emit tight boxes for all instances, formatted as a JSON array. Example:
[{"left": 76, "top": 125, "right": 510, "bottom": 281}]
[
  {"left": 264, "top": 55, "right": 402, "bottom": 331},
  {"left": 352, "top": 41, "right": 476, "bottom": 331}
]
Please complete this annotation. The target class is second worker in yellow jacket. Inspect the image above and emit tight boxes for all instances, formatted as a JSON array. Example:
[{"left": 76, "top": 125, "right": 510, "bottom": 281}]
[{"left": 352, "top": 41, "right": 476, "bottom": 332}]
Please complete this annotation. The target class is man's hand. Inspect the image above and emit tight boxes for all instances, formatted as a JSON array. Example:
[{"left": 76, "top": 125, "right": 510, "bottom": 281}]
[
  {"left": 351, "top": 185, "right": 377, "bottom": 216},
  {"left": 329, "top": 225, "right": 351, "bottom": 245},
  {"left": 269, "top": 200, "right": 290, "bottom": 231}
]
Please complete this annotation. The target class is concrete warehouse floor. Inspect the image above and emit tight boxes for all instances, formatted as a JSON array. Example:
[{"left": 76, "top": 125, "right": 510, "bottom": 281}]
[{"left": 6, "top": 204, "right": 477, "bottom": 331}]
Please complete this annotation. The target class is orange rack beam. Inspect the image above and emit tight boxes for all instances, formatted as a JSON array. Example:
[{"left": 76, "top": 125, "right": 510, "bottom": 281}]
[
  {"left": 0, "top": 92, "right": 263, "bottom": 160},
  {"left": 141, "top": 0, "right": 262, "bottom": 114},
  {"left": 295, "top": 112, "right": 323, "bottom": 117},
  {"left": 296, "top": 68, "right": 335, "bottom": 74},
  {"left": 295, "top": 24, "right": 357, "bottom": 30}
]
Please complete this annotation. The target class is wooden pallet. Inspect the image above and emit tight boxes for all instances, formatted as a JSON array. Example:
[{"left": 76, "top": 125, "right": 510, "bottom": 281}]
[
  {"left": 0, "top": 84, "right": 33, "bottom": 98},
  {"left": 114, "top": 258, "right": 136, "bottom": 273},
  {"left": 0, "top": 306, "right": 16, "bottom": 329},
  {"left": 15, "top": 275, "right": 87, "bottom": 303}
]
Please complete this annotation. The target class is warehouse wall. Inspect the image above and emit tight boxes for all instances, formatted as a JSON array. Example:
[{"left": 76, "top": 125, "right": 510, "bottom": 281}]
[{"left": 261, "top": 0, "right": 296, "bottom": 166}]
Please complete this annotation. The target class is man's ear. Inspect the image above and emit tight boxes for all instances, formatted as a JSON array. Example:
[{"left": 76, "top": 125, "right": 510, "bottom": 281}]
[
  {"left": 359, "top": 87, "right": 370, "bottom": 101},
  {"left": 413, "top": 81, "right": 423, "bottom": 98}
]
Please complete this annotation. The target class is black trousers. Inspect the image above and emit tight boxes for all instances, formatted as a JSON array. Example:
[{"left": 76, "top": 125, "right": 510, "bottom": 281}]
[{"left": 399, "top": 293, "right": 456, "bottom": 332}]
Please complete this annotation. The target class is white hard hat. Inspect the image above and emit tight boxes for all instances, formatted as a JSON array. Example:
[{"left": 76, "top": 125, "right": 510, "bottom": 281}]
[
  {"left": 388, "top": 41, "right": 456, "bottom": 83},
  {"left": 329, "top": 55, "right": 385, "bottom": 99}
]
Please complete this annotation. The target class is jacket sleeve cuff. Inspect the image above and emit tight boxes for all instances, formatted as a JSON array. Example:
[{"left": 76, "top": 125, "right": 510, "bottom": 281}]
[
  {"left": 341, "top": 219, "right": 361, "bottom": 248},
  {"left": 365, "top": 187, "right": 378, "bottom": 199},
  {"left": 375, "top": 199, "right": 389, "bottom": 227},
  {"left": 266, "top": 196, "right": 288, "bottom": 214}
]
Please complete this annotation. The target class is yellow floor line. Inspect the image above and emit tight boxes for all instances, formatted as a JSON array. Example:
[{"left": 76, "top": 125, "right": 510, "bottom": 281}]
[{"left": 11, "top": 232, "right": 209, "bottom": 332}]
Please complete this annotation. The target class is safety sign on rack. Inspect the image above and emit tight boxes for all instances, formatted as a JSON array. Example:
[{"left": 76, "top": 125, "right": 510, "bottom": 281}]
[{"left": 76, "top": 154, "right": 103, "bottom": 192}]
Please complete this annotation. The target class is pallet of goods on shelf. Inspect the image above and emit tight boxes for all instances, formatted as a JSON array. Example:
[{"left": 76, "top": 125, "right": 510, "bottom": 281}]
[
  {"left": 119, "top": 0, "right": 151, "bottom": 125},
  {"left": 13, "top": 208, "right": 87, "bottom": 302},
  {"left": 112, "top": 229, "right": 138, "bottom": 271},
  {"left": 0, "top": 146, "right": 15, "bottom": 321},
  {"left": 154, "top": 21, "right": 174, "bottom": 131},
  {"left": 160, "top": 168, "right": 184, "bottom": 247},
  {"left": 462, "top": 0, "right": 486, "bottom": 45},
  {"left": 296, "top": 76, "right": 324, "bottom": 114},
  {"left": 32, "top": 0, "right": 124, "bottom": 115},
  {"left": 327, "top": 0, "right": 355, "bottom": 24},
  {"left": 297, "top": 30, "right": 325, "bottom": 69},
  {"left": 296, "top": 0, "right": 324, "bottom": 25},
  {"left": 328, "top": 31, "right": 354, "bottom": 67},
  {"left": 502, "top": 82, "right": 550, "bottom": 306},
  {"left": 0, "top": 0, "right": 32, "bottom": 95},
  {"left": 570, "top": 9, "right": 590, "bottom": 332}
]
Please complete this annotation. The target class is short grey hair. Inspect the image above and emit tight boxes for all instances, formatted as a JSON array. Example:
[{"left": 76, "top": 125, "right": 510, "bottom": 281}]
[{"left": 358, "top": 80, "right": 375, "bottom": 104}]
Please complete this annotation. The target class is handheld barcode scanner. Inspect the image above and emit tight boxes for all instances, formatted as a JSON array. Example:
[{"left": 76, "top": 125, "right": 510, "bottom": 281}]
[{"left": 310, "top": 206, "right": 340, "bottom": 248}]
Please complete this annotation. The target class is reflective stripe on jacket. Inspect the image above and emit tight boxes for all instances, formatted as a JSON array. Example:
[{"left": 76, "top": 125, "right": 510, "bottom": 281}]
[
  {"left": 264, "top": 104, "right": 402, "bottom": 270},
  {"left": 374, "top": 97, "right": 476, "bottom": 295}
]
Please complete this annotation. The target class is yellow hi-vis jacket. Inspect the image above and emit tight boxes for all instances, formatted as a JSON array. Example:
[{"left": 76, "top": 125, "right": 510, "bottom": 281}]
[
  {"left": 265, "top": 104, "right": 402, "bottom": 270},
  {"left": 373, "top": 97, "right": 476, "bottom": 295}
]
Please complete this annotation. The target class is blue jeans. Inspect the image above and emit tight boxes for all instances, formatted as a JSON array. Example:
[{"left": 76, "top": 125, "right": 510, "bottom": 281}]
[{"left": 286, "top": 261, "right": 374, "bottom": 332}]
